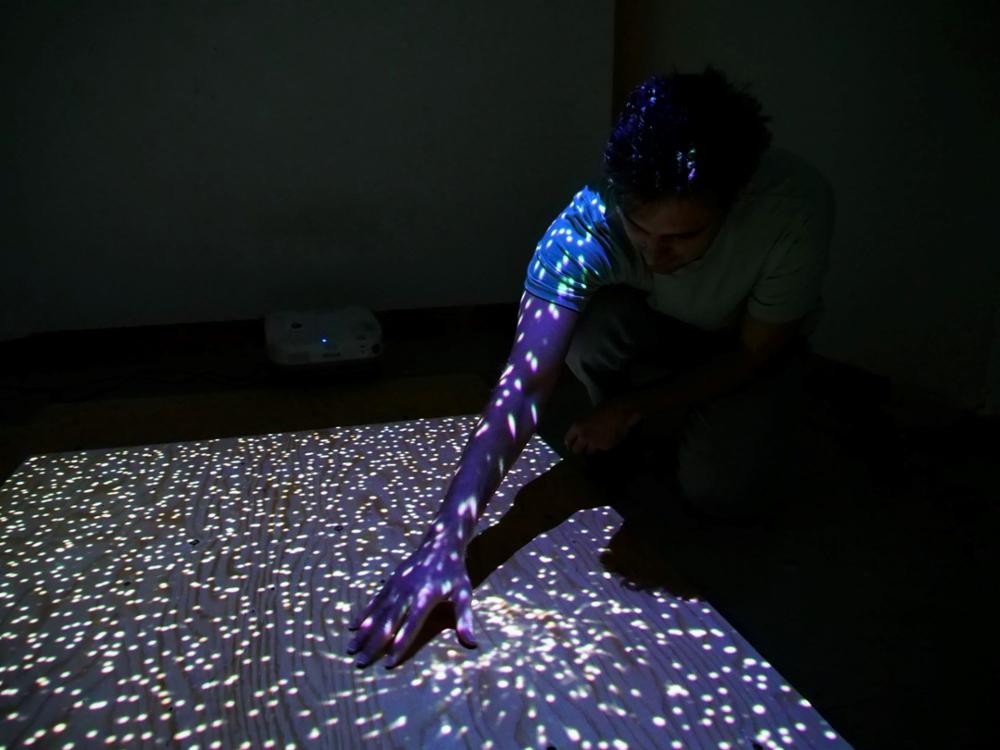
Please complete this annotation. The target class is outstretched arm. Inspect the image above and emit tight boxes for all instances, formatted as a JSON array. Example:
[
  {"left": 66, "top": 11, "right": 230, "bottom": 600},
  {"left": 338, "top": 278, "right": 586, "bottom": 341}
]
[
  {"left": 346, "top": 290, "right": 580, "bottom": 667},
  {"left": 437, "top": 291, "right": 582, "bottom": 539}
]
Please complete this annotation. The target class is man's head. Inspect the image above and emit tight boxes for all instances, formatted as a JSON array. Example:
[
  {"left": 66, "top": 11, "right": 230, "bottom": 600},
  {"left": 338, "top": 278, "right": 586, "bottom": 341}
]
[
  {"left": 616, "top": 192, "right": 727, "bottom": 275},
  {"left": 603, "top": 66, "right": 772, "bottom": 272}
]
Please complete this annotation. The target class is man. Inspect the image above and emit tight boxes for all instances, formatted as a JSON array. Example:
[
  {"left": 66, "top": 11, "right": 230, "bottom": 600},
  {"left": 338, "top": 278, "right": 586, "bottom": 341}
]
[{"left": 347, "top": 66, "right": 835, "bottom": 668}]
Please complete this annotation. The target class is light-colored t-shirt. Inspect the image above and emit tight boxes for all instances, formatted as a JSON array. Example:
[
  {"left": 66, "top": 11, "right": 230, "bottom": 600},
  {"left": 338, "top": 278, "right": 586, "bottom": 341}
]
[{"left": 523, "top": 146, "right": 836, "bottom": 336}]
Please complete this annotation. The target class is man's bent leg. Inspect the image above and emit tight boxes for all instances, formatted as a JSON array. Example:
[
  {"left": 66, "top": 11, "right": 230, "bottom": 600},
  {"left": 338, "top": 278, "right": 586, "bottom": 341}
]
[
  {"left": 536, "top": 285, "right": 669, "bottom": 456},
  {"left": 541, "top": 286, "right": 729, "bottom": 508},
  {"left": 672, "top": 346, "right": 814, "bottom": 524},
  {"left": 563, "top": 285, "right": 678, "bottom": 406}
]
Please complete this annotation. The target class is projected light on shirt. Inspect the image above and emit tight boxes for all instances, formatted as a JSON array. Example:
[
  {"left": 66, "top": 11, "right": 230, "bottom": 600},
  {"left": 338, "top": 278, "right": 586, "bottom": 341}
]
[
  {"left": 525, "top": 188, "right": 614, "bottom": 313},
  {"left": 0, "top": 416, "right": 850, "bottom": 748}
]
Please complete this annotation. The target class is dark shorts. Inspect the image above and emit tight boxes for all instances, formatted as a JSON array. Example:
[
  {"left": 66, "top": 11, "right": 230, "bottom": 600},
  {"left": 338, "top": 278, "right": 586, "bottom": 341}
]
[{"left": 542, "top": 285, "right": 815, "bottom": 523}]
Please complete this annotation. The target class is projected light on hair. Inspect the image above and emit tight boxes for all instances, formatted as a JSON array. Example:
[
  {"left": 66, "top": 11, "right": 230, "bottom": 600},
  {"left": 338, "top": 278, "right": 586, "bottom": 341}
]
[
  {"left": 677, "top": 147, "right": 697, "bottom": 183},
  {"left": 0, "top": 417, "right": 849, "bottom": 748}
]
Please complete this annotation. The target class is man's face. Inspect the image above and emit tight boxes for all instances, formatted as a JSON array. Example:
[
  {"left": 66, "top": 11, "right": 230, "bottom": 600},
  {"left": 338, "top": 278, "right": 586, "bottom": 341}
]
[{"left": 617, "top": 193, "right": 726, "bottom": 275}]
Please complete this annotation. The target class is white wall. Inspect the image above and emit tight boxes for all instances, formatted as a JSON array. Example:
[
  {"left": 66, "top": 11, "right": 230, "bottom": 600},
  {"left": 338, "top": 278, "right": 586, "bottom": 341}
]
[
  {"left": 0, "top": 2, "right": 613, "bottom": 338},
  {"left": 637, "top": 0, "right": 1000, "bottom": 412}
]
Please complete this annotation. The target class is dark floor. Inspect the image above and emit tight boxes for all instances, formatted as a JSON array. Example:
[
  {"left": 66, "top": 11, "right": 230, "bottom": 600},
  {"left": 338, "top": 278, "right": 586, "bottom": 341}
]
[{"left": 0, "top": 305, "right": 995, "bottom": 750}]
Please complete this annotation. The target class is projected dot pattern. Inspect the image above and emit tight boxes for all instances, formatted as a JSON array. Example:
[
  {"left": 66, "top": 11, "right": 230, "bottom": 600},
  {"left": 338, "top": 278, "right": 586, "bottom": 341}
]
[{"left": 0, "top": 416, "right": 851, "bottom": 748}]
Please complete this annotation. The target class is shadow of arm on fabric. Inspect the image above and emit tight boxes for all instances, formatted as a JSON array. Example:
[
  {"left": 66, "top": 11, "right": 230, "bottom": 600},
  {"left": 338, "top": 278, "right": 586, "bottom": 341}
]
[{"left": 387, "top": 458, "right": 699, "bottom": 667}]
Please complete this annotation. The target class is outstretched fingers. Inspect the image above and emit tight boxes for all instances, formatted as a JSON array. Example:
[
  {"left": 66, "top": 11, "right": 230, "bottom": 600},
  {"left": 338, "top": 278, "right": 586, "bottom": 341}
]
[
  {"left": 454, "top": 583, "right": 478, "bottom": 649},
  {"left": 382, "top": 583, "right": 444, "bottom": 667},
  {"left": 346, "top": 586, "right": 400, "bottom": 657},
  {"left": 348, "top": 586, "right": 390, "bottom": 632},
  {"left": 353, "top": 599, "right": 412, "bottom": 667},
  {"left": 346, "top": 603, "right": 383, "bottom": 655}
]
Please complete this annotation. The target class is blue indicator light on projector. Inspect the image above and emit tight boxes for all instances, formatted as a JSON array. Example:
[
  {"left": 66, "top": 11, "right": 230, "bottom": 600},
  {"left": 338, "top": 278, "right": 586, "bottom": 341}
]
[{"left": 321, "top": 337, "right": 328, "bottom": 344}]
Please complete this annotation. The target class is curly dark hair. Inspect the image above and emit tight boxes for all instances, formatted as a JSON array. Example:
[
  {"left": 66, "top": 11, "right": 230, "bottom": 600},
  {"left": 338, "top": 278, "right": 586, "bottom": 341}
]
[{"left": 604, "top": 65, "right": 773, "bottom": 214}]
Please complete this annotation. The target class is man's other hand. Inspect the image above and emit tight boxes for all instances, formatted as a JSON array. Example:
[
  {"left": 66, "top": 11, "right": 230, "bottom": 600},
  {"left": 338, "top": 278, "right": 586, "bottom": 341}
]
[{"left": 564, "top": 400, "right": 641, "bottom": 456}]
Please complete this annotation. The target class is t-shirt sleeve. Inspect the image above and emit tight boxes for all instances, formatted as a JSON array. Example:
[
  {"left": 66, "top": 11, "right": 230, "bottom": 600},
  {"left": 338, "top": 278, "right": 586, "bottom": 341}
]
[
  {"left": 523, "top": 185, "right": 619, "bottom": 312},
  {"left": 747, "top": 178, "right": 836, "bottom": 325}
]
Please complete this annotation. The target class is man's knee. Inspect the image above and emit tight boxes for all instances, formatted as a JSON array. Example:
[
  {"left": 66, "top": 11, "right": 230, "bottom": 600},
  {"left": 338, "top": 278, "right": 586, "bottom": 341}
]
[
  {"left": 673, "top": 407, "right": 795, "bottom": 523},
  {"left": 676, "top": 453, "right": 781, "bottom": 523},
  {"left": 564, "top": 286, "right": 648, "bottom": 381}
]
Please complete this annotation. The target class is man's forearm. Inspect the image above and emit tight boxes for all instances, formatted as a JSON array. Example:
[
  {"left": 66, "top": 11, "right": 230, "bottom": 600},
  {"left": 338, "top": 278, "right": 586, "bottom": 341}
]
[
  {"left": 433, "top": 366, "right": 556, "bottom": 546},
  {"left": 429, "top": 291, "right": 579, "bottom": 551},
  {"left": 618, "top": 346, "right": 770, "bottom": 423}
]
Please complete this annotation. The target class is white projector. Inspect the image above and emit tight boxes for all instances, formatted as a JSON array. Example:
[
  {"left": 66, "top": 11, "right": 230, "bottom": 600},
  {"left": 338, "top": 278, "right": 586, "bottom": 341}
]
[{"left": 265, "top": 307, "right": 383, "bottom": 367}]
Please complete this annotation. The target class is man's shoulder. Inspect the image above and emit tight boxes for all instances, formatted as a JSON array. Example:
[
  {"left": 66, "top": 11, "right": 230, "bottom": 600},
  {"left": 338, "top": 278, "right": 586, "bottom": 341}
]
[{"left": 749, "top": 146, "right": 834, "bottom": 211}]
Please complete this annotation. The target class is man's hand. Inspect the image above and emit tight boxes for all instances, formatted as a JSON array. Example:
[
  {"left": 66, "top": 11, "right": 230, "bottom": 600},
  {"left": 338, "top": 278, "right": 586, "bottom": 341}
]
[
  {"left": 347, "top": 523, "right": 478, "bottom": 668},
  {"left": 564, "top": 399, "right": 641, "bottom": 456}
]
